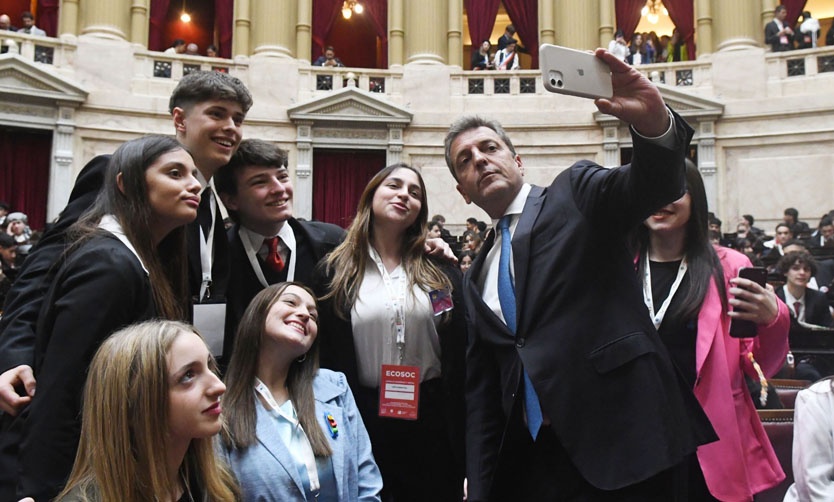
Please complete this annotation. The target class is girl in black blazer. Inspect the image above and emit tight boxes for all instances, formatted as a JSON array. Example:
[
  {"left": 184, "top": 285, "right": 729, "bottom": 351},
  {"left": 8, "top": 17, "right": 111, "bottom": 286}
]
[
  {"left": 0, "top": 135, "right": 201, "bottom": 501},
  {"left": 314, "top": 163, "right": 466, "bottom": 502}
]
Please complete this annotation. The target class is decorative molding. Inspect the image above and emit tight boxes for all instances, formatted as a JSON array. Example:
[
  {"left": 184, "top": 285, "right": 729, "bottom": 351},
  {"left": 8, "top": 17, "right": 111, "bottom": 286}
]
[{"left": 0, "top": 54, "right": 87, "bottom": 105}]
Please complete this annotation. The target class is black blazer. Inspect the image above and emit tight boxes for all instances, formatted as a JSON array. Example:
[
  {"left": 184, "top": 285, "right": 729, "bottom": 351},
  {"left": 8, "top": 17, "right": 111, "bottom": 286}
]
[
  {"left": 463, "top": 111, "right": 715, "bottom": 500},
  {"left": 187, "top": 191, "right": 230, "bottom": 303},
  {"left": 313, "top": 258, "right": 467, "bottom": 479},
  {"left": 765, "top": 20, "right": 793, "bottom": 52},
  {"left": 0, "top": 233, "right": 156, "bottom": 501},
  {"left": 223, "top": 218, "right": 345, "bottom": 357},
  {"left": 776, "top": 286, "right": 833, "bottom": 327}
]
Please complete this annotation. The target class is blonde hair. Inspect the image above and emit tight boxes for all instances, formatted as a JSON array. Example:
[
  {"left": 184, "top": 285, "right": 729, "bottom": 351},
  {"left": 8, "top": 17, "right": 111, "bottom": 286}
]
[
  {"left": 222, "top": 282, "right": 332, "bottom": 456},
  {"left": 320, "top": 163, "right": 451, "bottom": 317},
  {"left": 56, "top": 320, "right": 239, "bottom": 502}
]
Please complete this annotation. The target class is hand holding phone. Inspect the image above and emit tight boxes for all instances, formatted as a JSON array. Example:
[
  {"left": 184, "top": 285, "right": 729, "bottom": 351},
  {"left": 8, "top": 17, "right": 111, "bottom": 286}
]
[
  {"left": 729, "top": 267, "right": 768, "bottom": 338},
  {"left": 539, "top": 44, "right": 613, "bottom": 100}
]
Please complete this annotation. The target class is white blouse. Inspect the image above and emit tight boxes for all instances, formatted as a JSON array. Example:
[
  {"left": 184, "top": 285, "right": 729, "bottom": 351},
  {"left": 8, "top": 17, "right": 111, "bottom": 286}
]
[{"left": 350, "top": 247, "right": 442, "bottom": 388}]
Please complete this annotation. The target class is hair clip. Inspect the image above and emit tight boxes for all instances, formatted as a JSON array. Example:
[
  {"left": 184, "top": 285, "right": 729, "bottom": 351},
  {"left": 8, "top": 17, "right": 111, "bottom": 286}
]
[{"left": 325, "top": 413, "right": 338, "bottom": 439}]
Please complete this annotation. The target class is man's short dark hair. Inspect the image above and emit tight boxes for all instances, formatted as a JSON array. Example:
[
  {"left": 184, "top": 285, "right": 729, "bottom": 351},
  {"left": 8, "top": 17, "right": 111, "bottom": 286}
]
[
  {"left": 784, "top": 207, "right": 799, "bottom": 219},
  {"left": 743, "top": 214, "right": 754, "bottom": 226},
  {"left": 506, "top": 24, "right": 516, "bottom": 34},
  {"left": 172, "top": 39, "right": 185, "bottom": 47},
  {"left": 777, "top": 250, "right": 817, "bottom": 276},
  {"left": 21, "top": 11, "right": 34, "bottom": 21},
  {"left": 444, "top": 116, "right": 516, "bottom": 181},
  {"left": 168, "top": 70, "right": 253, "bottom": 115},
  {"left": 0, "top": 232, "right": 15, "bottom": 248},
  {"left": 776, "top": 222, "right": 793, "bottom": 234},
  {"left": 466, "top": 217, "right": 478, "bottom": 225}
]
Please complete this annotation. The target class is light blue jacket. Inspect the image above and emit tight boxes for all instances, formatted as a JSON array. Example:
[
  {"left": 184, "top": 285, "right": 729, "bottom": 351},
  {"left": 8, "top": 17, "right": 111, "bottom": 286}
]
[{"left": 220, "top": 369, "right": 382, "bottom": 501}]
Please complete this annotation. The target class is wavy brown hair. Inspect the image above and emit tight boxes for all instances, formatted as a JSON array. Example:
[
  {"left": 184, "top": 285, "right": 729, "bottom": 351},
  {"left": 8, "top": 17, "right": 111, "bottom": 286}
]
[
  {"left": 319, "top": 163, "right": 451, "bottom": 318},
  {"left": 55, "top": 320, "right": 239, "bottom": 501},
  {"left": 69, "top": 135, "right": 190, "bottom": 320}
]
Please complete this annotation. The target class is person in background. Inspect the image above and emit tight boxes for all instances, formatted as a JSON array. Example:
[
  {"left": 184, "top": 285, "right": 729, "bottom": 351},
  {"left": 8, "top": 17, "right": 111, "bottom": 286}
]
[
  {"left": 206, "top": 44, "right": 218, "bottom": 58},
  {"left": 219, "top": 282, "right": 382, "bottom": 501},
  {"left": 471, "top": 40, "right": 494, "bottom": 70},
  {"left": 0, "top": 233, "right": 18, "bottom": 307},
  {"left": 313, "top": 46, "right": 345, "bottom": 67},
  {"left": 666, "top": 28, "right": 689, "bottom": 61},
  {"left": 458, "top": 249, "right": 475, "bottom": 275},
  {"left": 186, "top": 43, "right": 200, "bottom": 56},
  {"left": 0, "top": 14, "right": 17, "bottom": 31},
  {"left": 54, "top": 320, "right": 238, "bottom": 501},
  {"left": 18, "top": 12, "right": 44, "bottom": 36},
  {"left": 765, "top": 5, "right": 795, "bottom": 52},
  {"left": 607, "top": 29, "right": 629, "bottom": 62},
  {"left": 494, "top": 39, "right": 520, "bottom": 70},
  {"left": 5, "top": 213, "right": 31, "bottom": 245},
  {"left": 797, "top": 11, "right": 821, "bottom": 49},
  {"left": 165, "top": 39, "right": 186, "bottom": 55}
]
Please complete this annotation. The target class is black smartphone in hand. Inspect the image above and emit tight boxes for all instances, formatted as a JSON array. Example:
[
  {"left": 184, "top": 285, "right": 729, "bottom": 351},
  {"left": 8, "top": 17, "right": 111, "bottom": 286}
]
[{"left": 729, "top": 267, "right": 768, "bottom": 338}]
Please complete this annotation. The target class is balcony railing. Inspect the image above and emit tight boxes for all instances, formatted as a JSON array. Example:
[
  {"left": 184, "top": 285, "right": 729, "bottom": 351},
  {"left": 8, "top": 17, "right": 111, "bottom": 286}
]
[
  {"left": 766, "top": 45, "right": 834, "bottom": 78},
  {"left": 0, "top": 31, "right": 68, "bottom": 66},
  {"left": 302, "top": 66, "right": 401, "bottom": 97}
]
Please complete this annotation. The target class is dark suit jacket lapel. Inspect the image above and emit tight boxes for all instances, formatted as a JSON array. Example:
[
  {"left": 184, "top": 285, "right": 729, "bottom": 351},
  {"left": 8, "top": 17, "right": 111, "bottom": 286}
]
[{"left": 513, "top": 185, "right": 545, "bottom": 334}]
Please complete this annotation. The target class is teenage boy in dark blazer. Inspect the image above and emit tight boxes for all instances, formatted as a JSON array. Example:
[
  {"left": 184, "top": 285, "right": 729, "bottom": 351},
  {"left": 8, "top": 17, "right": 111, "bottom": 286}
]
[
  {"left": 214, "top": 139, "right": 345, "bottom": 358},
  {"left": 444, "top": 49, "right": 715, "bottom": 501}
]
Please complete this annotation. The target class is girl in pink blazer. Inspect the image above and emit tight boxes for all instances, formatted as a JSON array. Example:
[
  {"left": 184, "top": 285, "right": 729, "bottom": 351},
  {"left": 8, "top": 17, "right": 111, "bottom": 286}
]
[{"left": 631, "top": 160, "right": 790, "bottom": 501}]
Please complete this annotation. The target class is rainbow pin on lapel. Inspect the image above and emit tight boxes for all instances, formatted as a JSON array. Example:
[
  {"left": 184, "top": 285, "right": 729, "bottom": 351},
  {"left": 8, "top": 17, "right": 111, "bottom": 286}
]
[{"left": 325, "top": 413, "right": 338, "bottom": 439}]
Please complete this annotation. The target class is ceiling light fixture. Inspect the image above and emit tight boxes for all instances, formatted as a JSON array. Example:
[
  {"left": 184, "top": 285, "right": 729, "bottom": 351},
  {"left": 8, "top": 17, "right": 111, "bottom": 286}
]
[{"left": 342, "top": 0, "right": 363, "bottom": 20}]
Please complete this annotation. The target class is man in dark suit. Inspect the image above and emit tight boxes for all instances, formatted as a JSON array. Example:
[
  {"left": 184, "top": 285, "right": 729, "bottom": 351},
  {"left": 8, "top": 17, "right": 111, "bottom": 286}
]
[
  {"left": 765, "top": 5, "right": 795, "bottom": 52},
  {"left": 214, "top": 139, "right": 345, "bottom": 357},
  {"left": 443, "top": 49, "right": 714, "bottom": 501}
]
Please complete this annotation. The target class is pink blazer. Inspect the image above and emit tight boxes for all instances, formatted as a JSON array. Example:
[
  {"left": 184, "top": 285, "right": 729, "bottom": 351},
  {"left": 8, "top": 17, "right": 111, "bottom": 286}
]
[{"left": 695, "top": 246, "right": 790, "bottom": 501}]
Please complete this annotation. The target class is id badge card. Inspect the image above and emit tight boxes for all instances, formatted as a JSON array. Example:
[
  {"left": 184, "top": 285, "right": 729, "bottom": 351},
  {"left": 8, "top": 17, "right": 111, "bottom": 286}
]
[
  {"left": 429, "top": 287, "right": 454, "bottom": 316},
  {"left": 193, "top": 303, "right": 226, "bottom": 358},
  {"left": 379, "top": 364, "right": 420, "bottom": 420}
]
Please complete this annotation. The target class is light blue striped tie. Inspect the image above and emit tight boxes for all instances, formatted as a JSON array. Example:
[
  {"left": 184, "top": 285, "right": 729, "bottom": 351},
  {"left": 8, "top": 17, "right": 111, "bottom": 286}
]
[{"left": 497, "top": 215, "right": 543, "bottom": 440}]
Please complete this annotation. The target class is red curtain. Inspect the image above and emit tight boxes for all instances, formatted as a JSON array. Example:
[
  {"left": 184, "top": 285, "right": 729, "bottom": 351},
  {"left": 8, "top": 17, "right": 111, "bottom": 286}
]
[
  {"left": 465, "top": 0, "right": 502, "bottom": 49},
  {"left": 214, "top": 0, "right": 233, "bottom": 58},
  {"left": 664, "top": 0, "right": 696, "bottom": 60},
  {"left": 312, "top": 149, "right": 385, "bottom": 228},
  {"left": 0, "top": 129, "right": 52, "bottom": 231},
  {"left": 36, "top": 0, "right": 58, "bottom": 37},
  {"left": 362, "top": 0, "right": 388, "bottom": 68},
  {"left": 312, "top": 0, "right": 343, "bottom": 61},
  {"left": 502, "top": 0, "right": 539, "bottom": 67},
  {"left": 148, "top": 0, "right": 171, "bottom": 52},
  {"left": 781, "top": 0, "right": 808, "bottom": 28},
  {"left": 615, "top": 0, "right": 645, "bottom": 41}
]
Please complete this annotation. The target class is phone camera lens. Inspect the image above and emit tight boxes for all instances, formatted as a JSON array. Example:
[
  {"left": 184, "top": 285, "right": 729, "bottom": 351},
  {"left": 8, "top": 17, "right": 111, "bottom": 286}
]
[{"left": 556, "top": 79, "right": 563, "bottom": 88}]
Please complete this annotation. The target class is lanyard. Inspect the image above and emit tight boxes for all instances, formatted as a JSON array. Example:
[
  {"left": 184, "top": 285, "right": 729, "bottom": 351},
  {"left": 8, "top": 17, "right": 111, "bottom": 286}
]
[
  {"left": 370, "top": 247, "right": 408, "bottom": 363},
  {"left": 642, "top": 252, "right": 688, "bottom": 330},
  {"left": 198, "top": 189, "right": 216, "bottom": 301},
  {"left": 254, "top": 378, "right": 320, "bottom": 494}
]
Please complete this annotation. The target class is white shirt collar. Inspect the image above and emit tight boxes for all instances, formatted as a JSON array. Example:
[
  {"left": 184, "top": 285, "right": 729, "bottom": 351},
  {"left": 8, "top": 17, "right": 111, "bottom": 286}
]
[
  {"left": 98, "top": 214, "right": 149, "bottom": 275},
  {"left": 238, "top": 222, "right": 297, "bottom": 256},
  {"left": 490, "top": 183, "right": 532, "bottom": 228}
]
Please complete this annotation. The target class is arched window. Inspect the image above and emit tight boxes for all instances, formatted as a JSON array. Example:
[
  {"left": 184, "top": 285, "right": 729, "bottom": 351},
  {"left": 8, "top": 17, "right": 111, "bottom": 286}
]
[
  {"left": 312, "top": 0, "right": 388, "bottom": 68},
  {"left": 149, "top": 0, "right": 233, "bottom": 58}
]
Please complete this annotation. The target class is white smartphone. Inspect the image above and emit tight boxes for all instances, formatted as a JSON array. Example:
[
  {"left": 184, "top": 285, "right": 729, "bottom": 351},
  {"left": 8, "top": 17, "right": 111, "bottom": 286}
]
[{"left": 539, "top": 44, "right": 613, "bottom": 100}]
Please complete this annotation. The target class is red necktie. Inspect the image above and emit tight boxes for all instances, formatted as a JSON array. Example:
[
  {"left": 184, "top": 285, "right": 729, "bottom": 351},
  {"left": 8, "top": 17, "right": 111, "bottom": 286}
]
[
  {"left": 794, "top": 301, "right": 802, "bottom": 320},
  {"left": 265, "top": 237, "right": 285, "bottom": 272}
]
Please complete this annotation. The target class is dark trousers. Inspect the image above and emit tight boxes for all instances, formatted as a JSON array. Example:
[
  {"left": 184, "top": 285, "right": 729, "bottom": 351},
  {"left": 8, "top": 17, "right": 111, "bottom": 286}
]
[
  {"left": 357, "top": 379, "right": 463, "bottom": 502},
  {"left": 488, "top": 400, "right": 698, "bottom": 502}
]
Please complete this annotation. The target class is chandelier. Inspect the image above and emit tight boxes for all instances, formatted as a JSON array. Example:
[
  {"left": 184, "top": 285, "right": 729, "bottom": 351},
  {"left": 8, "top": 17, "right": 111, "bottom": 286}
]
[
  {"left": 180, "top": 0, "right": 191, "bottom": 23},
  {"left": 641, "top": 0, "right": 668, "bottom": 25},
  {"left": 342, "top": 0, "right": 363, "bottom": 19}
]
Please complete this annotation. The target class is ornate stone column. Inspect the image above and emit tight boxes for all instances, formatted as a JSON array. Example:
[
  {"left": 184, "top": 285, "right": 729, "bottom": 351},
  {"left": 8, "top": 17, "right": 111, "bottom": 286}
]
[
  {"left": 761, "top": 0, "right": 778, "bottom": 29},
  {"left": 129, "top": 0, "right": 149, "bottom": 46},
  {"left": 233, "top": 0, "right": 251, "bottom": 57},
  {"left": 697, "top": 120, "right": 718, "bottom": 211},
  {"left": 59, "top": 0, "right": 80, "bottom": 36},
  {"left": 389, "top": 0, "right": 404, "bottom": 66},
  {"left": 79, "top": 0, "right": 131, "bottom": 39},
  {"left": 404, "top": 0, "right": 446, "bottom": 64},
  {"left": 387, "top": 126, "right": 404, "bottom": 165},
  {"left": 554, "top": 0, "right": 598, "bottom": 51},
  {"left": 296, "top": 0, "right": 312, "bottom": 63},
  {"left": 602, "top": 126, "right": 620, "bottom": 168},
  {"left": 447, "top": 0, "right": 462, "bottom": 67},
  {"left": 695, "top": 0, "right": 713, "bottom": 57},
  {"left": 713, "top": 0, "right": 759, "bottom": 51},
  {"left": 250, "top": 0, "right": 295, "bottom": 57},
  {"left": 598, "top": 0, "right": 614, "bottom": 49},
  {"left": 47, "top": 104, "right": 79, "bottom": 221},
  {"left": 539, "top": 0, "right": 556, "bottom": 47}
]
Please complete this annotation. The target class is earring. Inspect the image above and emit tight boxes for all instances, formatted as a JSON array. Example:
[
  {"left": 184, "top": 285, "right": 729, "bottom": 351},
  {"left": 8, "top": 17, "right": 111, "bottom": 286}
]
[{"left": 296, "top": 353, "right": 307, "bottom": 363}]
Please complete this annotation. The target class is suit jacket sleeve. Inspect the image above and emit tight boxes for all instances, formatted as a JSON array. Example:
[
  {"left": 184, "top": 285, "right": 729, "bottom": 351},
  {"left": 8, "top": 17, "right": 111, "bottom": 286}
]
[
  {"left": 571, "top": 108, "right": 693, "bottom": 235},
  {"left": 764, "top": 21, "right": 781, "bottom": 46},
  {"left": 16, "top": 238, "right": 154, "bottom": 500}
]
